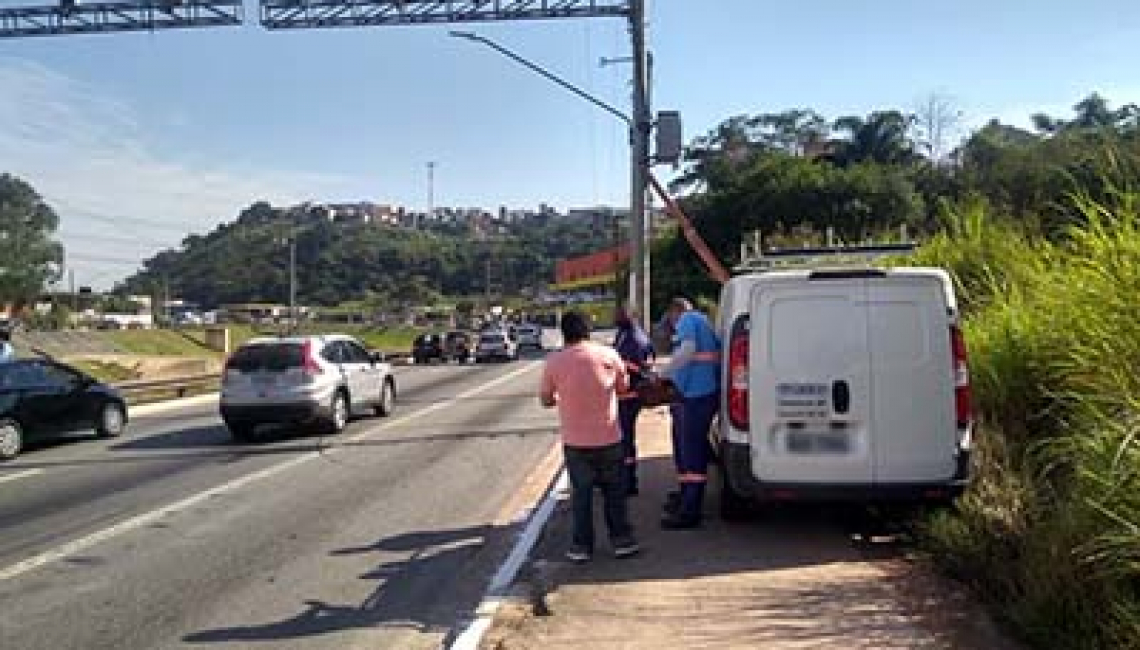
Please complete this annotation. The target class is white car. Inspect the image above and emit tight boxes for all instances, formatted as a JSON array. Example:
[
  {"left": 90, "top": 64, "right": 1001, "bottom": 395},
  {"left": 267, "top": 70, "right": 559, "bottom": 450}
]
[
  {"left": 220, "top": 334, "right": 396, "bottom": 441},
  {"left": 475, "top": 330, "right": 518, "bottom": 363},
  {"left": 714, "top": 264, "right": 973, "bottom": 518}
]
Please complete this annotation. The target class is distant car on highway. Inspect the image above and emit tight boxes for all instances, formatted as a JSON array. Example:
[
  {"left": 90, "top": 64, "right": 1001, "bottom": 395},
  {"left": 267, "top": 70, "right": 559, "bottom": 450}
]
[
  {"left": 219, "top": 334, "right": 395, "bottom": 442},
  {"left": 0, "top": 360, "right": 128, "bottom": 460},
  {"left": 514, "top": 324, "right": 543, "bottom": 350},
  {"left": 475, "top": 330, "right": 518, "bottom": 363},
  {"left": 443, "top": 330, "right": 474, "bottom": 362},
  {"left": 411, "top": 333, "right": 446, "bottom": 364}
]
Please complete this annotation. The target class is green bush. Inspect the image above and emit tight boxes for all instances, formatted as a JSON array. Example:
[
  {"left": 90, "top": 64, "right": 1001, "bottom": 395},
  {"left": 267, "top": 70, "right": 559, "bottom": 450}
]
[{"left": 915, "top": 192, "right": 1140, "bottom": 649}]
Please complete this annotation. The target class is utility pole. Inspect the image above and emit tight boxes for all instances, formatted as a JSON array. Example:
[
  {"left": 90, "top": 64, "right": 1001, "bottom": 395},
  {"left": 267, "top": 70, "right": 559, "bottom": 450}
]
[
  {"left": 629, "top": 0, "right": 652, "bottom": 325},
  {"left": 426, "top": 161, "right": 436, "bottom": 229},
  {"left": 69, "top": 269, "right": 76, "bottom": 314},
  {"left": 289, "top": 233, "right": 297, "bottom": 333}
]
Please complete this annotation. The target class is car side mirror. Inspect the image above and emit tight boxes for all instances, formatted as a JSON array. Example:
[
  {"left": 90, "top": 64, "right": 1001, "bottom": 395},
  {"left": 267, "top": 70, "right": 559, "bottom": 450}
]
[{"left": 370, "top": 351, "right": 386, "bottom": 364}]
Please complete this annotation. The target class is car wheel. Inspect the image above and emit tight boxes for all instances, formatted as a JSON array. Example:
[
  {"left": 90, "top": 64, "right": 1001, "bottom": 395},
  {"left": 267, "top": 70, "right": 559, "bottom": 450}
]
[
  {"left": 226, "top": 421, "right": 258, "bottom": 443},
  {"left": 96, "top": 402, "right": 127, "bottom": 438},
  {"left": 324, "top": 391, "right": 350, "bottom": 434},
  {"left": 0, "top": 419, "right": 23, "bottom": 460},
  {"left": 374, "top": 379, "right": 395, "bottom": 417}
]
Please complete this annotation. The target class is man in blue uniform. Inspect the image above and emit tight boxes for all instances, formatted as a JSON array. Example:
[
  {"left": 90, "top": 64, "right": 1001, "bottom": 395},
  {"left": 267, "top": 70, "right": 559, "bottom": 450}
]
[
  {"left": 613, "top": 307, "right": 655, "bottom": 496},
  {"left": 660, "top": 297, "right": 721, "bottom": 529}
]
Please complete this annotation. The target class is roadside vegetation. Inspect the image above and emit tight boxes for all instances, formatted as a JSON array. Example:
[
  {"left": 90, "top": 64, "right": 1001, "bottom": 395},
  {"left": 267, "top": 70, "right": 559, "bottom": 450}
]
[
  {"left": 912, "top": 190, "right": 1140, "bottom": 649},
  {"left": 650, "top": 94, "right": 1140, "bottom": 648}
]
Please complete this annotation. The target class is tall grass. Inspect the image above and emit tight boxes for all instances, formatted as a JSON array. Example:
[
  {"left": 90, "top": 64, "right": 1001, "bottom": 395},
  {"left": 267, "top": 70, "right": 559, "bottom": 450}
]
[{"left": 915, "top": 190, "right": 1140, "bottom": 649}]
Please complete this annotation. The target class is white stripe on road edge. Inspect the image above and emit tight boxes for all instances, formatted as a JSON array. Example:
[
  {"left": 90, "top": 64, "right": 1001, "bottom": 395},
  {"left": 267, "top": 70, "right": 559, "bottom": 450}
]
[
  {"left": 0, "top": 469, "right": 44, "bottom": 485},
  {"left": 0, "top": 362, "right": 541, "bottom": 583},
  {"left": 449, "top": 469, "right": 569, "bottom": 650}
]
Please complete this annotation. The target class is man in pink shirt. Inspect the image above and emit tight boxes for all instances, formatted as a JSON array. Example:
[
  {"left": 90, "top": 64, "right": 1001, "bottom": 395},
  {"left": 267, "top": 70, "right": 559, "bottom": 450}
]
[{"left": 541, "top": 311, "right": 640, "bottom": 562}]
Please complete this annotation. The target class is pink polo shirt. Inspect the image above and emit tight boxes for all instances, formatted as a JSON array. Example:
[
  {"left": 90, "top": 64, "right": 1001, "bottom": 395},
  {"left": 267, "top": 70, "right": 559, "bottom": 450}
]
[{"left": 540, "top": 341, "right": 629, "bottom": 448}]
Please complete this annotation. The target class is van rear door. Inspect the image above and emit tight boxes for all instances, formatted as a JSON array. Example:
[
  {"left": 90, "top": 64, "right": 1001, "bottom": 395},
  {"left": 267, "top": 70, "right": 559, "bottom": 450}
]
[
  {"left": 866, "top": 273, "right": 958, "bottom": 482},
  {"left": 749, "top": 275, "right": 874, "bottom": 484}
]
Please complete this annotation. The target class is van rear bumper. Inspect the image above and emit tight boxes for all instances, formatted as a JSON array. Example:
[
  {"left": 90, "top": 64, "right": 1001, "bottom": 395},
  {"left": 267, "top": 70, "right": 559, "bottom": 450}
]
[{"left": 720, "top": 442, "right": 970, "bottom": 504}]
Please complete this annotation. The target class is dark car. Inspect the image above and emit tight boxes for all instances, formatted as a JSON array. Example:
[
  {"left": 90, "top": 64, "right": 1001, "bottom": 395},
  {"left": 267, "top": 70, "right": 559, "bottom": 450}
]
[
  {"left": 411, "top": 333, "right": 445, "bottom": 364},
  {"left": 0, "top": 359, "right": 128, "bottom": 460},
  {"left": 443, "top": 331, "right": 473, "bottom": 362}
]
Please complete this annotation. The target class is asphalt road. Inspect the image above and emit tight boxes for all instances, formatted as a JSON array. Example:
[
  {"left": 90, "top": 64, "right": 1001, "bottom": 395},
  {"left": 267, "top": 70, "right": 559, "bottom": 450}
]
[{"left": 0, "top": 355, "right": 559, "bottom": 650}]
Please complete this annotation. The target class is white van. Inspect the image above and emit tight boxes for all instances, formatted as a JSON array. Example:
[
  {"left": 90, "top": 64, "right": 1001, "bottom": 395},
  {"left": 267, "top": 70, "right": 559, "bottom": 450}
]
[{"left": 714, "top": 265, "right": 973, "bottom": 518}]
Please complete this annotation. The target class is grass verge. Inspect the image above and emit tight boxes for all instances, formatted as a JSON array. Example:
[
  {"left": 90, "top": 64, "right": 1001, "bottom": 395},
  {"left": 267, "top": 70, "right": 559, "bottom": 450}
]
[{"left": 912, "top": 192, "right": 1140, "bottom": 649}]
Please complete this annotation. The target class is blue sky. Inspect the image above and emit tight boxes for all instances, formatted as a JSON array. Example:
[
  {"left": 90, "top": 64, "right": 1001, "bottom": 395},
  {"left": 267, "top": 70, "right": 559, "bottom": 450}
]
[{"left": 1, "top": 0, "right": 1138, "bottom": 287}]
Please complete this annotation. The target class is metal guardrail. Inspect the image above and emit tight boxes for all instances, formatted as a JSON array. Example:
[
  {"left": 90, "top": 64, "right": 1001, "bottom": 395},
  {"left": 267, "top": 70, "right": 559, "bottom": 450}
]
[
  {"left": 113, "top": 372, "right": 221, "bottom": 402},
  {"left": 110, "top": 354, "right": 415, "bottom": 403}
]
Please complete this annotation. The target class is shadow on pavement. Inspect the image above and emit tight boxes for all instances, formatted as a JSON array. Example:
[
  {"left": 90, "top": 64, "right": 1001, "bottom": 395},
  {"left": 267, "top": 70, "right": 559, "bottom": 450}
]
[{"left": 182, "top": 524, "right": 515, "bottom": 645}]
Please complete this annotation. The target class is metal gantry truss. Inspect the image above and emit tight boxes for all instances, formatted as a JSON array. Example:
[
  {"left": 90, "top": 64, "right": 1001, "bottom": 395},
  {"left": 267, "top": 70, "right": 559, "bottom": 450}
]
[
  {"left": 0, "top": 0, "right": 242, "bottom": 37},
  {"left": 0, "top": 0, "right": 628, "bottom": 37},
  {"left": 260, "top": 0, "right": 630, "bottom": 30}
]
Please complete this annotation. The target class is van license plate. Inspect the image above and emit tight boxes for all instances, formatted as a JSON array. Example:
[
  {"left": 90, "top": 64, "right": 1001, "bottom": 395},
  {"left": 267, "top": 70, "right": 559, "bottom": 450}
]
[
  {"left": 776, "top": 383, "right": 830, "bottom": 420},
  {"left": 787, "top": 430, "right": 849, "bottom": 454}
]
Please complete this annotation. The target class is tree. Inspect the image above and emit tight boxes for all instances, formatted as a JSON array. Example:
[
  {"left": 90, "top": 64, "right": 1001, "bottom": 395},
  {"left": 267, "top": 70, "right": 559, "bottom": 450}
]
[
  {"left": 913, "top": 93, "right": 964, "bottom": 164},
  {"left": 830, "top": 111, "right": 921, "bottom": 167},
  {"left": 0, "top": 174, "right": 64, "bottom": 308}
]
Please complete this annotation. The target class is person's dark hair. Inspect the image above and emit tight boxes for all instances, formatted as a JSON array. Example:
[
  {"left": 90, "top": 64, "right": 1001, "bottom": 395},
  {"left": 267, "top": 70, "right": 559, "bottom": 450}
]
[
  {"left": 560, "top": 311, "right": 590, "bottom": 344},
  {"left": 669, "top": 297, "right": 693, "bottom": 313}
]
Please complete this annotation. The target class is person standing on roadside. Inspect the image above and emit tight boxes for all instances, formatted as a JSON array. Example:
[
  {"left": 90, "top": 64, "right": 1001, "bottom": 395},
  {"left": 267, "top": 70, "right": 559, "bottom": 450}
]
[
  {"left": 540, "top": 311, "right": 640, "bottom": 563},
  {"left": 613, "top": 307, "right": 654, "bottom": 496},
  {"left": 659, "top": 297, "right": 721, "bottom": 530}
]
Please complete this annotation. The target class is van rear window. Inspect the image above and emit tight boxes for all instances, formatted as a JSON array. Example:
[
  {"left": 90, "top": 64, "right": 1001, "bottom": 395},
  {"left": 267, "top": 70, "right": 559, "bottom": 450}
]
[
  {"left": 227, "top": 344, "right": 303, "bottom": 372},
  {"left": 867, "top": 302, "right": 929, "bottom": 367},
  {"left": 768, "top": 297, "right": 865, "bottom": 371}
]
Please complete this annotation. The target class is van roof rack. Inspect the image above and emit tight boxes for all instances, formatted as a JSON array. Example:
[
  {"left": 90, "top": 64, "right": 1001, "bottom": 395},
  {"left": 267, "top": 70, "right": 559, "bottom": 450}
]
[{"left": 734, "top": 242, "right": 918, "bottom": 272}]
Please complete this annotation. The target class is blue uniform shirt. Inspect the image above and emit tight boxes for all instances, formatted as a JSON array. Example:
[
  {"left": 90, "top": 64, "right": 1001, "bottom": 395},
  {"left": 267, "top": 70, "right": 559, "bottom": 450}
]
[{"left": 670, "top": 311, "right": 721, "bottom": 398}]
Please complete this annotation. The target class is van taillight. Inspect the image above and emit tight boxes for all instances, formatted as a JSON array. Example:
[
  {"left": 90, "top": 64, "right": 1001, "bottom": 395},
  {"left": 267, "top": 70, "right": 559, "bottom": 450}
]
[
  {"left": 950, "top": 325, "right": 972, "bottom": 429},
  {"left": 727, "top": 316, "right": 750, "bottom": 430},
  {"left": 302, "top": 340, "right": 323, "bottom": 376}
]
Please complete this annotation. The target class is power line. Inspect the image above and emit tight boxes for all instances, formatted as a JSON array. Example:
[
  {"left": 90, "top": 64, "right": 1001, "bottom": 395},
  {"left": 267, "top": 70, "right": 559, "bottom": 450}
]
[
  {"left": 64, "top": 252, "right": 145, "bottom": 266},
  {"left": 54, "top": 202, "right": 209, "bottom": 233},
  {"left": 58, "top": 230, "right": 177, "bottom": 249}
]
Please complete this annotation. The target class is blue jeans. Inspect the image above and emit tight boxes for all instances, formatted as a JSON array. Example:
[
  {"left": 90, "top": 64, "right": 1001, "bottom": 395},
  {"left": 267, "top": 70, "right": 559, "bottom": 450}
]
[{"left": 564, "top": 443, "right": 633, "bottom": 550}]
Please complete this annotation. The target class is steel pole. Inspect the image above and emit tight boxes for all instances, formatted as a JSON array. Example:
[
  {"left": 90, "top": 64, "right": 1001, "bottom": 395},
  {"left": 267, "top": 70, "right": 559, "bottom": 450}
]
[
  {"left": 289, "top": 234, "right": 297, "bottom": 333},
  {"left": 629, "top": 0, "right": 651, "bottom": 325}
]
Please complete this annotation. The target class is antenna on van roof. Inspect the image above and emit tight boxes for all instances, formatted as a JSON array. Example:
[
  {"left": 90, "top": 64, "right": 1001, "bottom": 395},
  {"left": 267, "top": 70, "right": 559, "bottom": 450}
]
[{"left": 734, "top": 228, "right": 918, "bottom": 273}]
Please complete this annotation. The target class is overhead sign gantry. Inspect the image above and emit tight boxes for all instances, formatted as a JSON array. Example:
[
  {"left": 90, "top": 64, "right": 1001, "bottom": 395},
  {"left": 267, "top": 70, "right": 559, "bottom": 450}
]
[
  {"left": 260, "top": 0, "right": 629, "bottom": 30},
  {"left": 0, "top": 0, "right": 241, "bottom": 38}
]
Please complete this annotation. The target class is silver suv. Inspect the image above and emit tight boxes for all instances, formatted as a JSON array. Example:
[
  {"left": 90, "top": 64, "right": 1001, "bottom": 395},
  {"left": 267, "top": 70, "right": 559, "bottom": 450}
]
[{"left": 219, "top": 334, "right": 396, "bottom": 441}]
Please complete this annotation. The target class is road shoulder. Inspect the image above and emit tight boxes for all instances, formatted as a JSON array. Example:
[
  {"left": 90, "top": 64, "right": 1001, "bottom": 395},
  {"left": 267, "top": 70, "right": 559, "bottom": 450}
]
[{"left": 480, "top": 408, "right": 1021, "bottom": 650}]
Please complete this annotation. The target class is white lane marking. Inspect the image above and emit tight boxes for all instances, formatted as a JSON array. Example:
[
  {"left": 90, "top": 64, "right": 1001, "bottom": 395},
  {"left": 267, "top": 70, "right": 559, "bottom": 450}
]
[
  {"left": 0, "top": 362, "right": 542, "bottom": 583},
  {"left": 449, "top": 469, "right": 568, "bottom": 650},
  {"left": 0, "top": 469, "right": 44, "bottom": 485}
]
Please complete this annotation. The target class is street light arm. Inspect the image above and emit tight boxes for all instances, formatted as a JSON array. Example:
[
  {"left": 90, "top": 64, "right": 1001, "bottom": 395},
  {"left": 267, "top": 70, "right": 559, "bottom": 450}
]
[{"left": 449, "top": 31, "right": 631, "bottom": 126}]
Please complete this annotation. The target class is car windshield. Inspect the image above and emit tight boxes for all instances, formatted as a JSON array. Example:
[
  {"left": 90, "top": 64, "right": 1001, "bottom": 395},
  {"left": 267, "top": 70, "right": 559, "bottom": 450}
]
[{"left": 227, "top": 343, "right": 303, "bottom": 372}]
